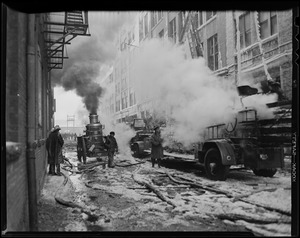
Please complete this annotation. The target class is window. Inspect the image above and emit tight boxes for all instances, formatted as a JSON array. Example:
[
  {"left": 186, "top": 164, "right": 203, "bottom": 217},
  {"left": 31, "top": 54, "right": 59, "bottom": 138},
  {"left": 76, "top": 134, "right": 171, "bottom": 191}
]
[
  {"left": 110, "top": 104, "right": 114, "bottom": 114},
  {"left": 121, "top": 91, "right": 128, "bottom": 110},
  {"left": 151, "top": 11, "right": 158, "bottom": 27},
  {"left": 139, "top": 16, "right": 144, "bottom": 40},
  {"left": 194, "top": 12, "right": 203, "bottom": 29},
  {"left": 206, "top": 11, "right": 216, "bottom": 21},
  {"left": 116, "top": 100, "right": 120, "bottom": 112},
  {"left": 258, "top": 11, "right": 278, "bottom": 39},
  {"left": 169, "top": 18, "right": 176, "bottom": 43},
  {"left": 158, "top": 11, "right": 163, "bottom": 21},
  {"left": 129, "top": 88, "right": 136, "bottom": 106},
  {"left": 109, "top": 73, "right": 113, "bottom": 83},
  {"left": 144, "top": 13, "right": 149, "bottom": 36},
  {"left": 121, "top": 77, "right": 127, "bottom": 90},
  {"left": 117, "top": 82, "right": 121, "bottom": 95},
  {"left": 207, "top": 34, "right": 219, "bottom": 71},
  {"left": 239, "top": 12, "right": 252, "bottom": 48},
  {"left": 159, "top": 29, "right": 164, "bottom": 38}
]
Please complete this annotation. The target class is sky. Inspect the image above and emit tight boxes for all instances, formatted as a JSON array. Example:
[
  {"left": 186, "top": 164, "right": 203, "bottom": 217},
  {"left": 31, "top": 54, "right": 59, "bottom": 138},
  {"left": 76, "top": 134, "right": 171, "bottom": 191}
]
[{"left": 53, "top": 87, "right": 84, "bottom": 127}]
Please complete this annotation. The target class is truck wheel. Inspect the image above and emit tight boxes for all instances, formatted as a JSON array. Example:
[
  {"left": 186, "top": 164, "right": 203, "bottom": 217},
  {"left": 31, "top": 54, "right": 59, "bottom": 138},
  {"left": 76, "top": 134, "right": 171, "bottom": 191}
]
[
  {"left": 252, "top": 168, "right": 277, "bottom": 177},
  {"left": 132, "top": 144, "right": 140, "bottom": 157},
  {"left": 204, "top": 148, "right": 230, "bottom": 181}
]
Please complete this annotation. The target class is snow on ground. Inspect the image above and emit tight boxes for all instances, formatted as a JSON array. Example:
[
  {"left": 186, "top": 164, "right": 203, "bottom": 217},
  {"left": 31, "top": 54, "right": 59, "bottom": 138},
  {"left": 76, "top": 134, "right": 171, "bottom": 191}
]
[{"left": 46, "top": 148, "right": 292, "bottom": 235}]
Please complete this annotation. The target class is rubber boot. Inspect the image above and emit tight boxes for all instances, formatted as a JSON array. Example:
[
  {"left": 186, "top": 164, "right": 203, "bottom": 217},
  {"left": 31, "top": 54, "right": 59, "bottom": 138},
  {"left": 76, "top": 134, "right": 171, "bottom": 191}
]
[
  {"left": 151, "top": 158, "right": 156, "bottom": 167},
  {"left": 157, "top": 158, "right": 161, "bottom": 168},
  {"left": 49, "top": 164, "right": 55, "bottom": 175},
  {"left": 108, "top": 154, "right": 115, "bottom": 168},
  {"left": 56, "top": 164, "right": 62, "bottom": 176}
]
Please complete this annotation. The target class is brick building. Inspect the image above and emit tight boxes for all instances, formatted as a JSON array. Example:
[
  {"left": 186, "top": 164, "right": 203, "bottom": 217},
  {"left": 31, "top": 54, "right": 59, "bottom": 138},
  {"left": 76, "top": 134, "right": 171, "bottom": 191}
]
[{"left": 3, "top": 6, "right": 90, "bottom": 231}]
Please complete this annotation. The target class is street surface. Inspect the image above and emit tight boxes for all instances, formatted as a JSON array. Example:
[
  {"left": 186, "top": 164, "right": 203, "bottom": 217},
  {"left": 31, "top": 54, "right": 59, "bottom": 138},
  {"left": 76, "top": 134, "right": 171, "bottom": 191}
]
[{"left": 37, "top": 141, "right": 292, "bottom": 235}]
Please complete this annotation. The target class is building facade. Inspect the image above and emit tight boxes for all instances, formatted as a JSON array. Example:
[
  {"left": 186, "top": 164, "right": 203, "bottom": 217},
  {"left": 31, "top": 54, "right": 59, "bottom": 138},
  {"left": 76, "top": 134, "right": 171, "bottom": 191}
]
[
  {"left": 4, "top": 9, "right": 55, "bottom": 232},
  {"left": 3, "top": 6, "right": 90, "bottom": 231},
  {"left": 100, "top": 10, "right": 293, "bottom": 125}
]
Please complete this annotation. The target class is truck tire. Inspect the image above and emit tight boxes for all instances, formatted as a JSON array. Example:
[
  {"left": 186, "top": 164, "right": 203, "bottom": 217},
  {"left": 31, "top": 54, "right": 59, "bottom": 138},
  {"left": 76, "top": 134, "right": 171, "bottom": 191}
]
[
  {"left": 204, "top": 148, "right": 230, "bottom": 181},
  {"left": 252, "top": 168, "right": 277, "bottom": 177},
  {"left": 132, "top": 144, "right": 140, "bottom": 158}
]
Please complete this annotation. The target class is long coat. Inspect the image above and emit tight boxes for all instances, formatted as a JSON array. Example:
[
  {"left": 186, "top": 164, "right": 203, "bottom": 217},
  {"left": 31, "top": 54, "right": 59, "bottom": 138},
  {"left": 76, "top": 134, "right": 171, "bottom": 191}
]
[
  {"left": 150, "top": 133, "right": 164, "bottom": 159},
  {"left": 106, "top": 135, "right": 118, "bottom": 154},
  {"left": 46, "top": 130, "right": 64, "bottom": 165}
]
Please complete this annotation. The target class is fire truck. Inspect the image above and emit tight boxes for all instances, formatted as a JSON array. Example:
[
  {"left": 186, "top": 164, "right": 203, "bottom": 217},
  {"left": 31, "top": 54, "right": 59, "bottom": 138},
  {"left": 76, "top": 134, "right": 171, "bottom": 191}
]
[
  {"left": 130, "top": 118, "right": 152, "bottom": 157},
  {"left": 159, "top": 90, "right": 291, "bottom": 181}
]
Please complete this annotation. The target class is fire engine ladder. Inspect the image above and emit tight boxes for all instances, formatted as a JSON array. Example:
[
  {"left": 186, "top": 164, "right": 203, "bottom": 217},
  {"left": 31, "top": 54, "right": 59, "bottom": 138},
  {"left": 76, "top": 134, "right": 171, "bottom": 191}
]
[
  {"left": 179, "top": 11, "right": 203, "bottom": 59},
  {"left": 187, "top": 29, "right": 198, "bottom": 58}
]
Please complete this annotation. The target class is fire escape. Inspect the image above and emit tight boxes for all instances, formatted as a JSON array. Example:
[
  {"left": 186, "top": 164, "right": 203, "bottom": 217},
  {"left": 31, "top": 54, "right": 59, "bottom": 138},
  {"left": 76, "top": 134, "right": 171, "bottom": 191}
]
[{"left": 43, "top": 11, "right": 91, "bottom": 71}]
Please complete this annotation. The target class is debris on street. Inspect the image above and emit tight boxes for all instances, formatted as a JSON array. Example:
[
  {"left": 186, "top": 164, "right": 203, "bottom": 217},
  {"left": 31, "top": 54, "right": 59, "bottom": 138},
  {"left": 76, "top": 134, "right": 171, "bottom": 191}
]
[{"left": 37, "top": 141, "right": 291, "bottom": 235}]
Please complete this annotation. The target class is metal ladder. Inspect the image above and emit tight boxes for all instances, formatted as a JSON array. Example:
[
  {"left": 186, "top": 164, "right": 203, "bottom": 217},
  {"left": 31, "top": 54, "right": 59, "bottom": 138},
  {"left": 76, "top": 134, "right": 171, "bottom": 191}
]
[{"left": 180, "top": 11, "right": 203, "bottom": 59}]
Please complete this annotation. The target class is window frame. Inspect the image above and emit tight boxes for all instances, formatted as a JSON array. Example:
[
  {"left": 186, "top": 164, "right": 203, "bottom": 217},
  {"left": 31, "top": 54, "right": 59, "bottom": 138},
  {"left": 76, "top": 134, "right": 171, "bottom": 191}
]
[
  {"left": 258, "top": 11, "right": 278, "bottom": 40},
  {"left": 206, "top": 11, "right": 216, "bottom": 21},
  {"left": 168, "top": 18, "right": 177, "bottom": 43},
  {"left": 158, "top": 29, "right": 164, "bottom": 38},
  {"left": 207, "top": 34, "right": 219, "bottom": 71},
  {"left": 239, "top": 12, "right": 252, "bottom": 49}
]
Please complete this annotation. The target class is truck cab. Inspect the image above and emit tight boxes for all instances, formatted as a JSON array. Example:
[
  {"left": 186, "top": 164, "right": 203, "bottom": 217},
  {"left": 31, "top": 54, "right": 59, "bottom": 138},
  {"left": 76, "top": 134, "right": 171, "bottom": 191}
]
[{"left": 130, "top": 118, "right": 153, "bottom": 157}]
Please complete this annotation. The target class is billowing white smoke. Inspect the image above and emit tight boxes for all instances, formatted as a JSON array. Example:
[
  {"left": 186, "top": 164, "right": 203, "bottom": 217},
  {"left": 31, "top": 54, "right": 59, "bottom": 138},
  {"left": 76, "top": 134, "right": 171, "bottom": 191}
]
[
  {"left": 237, "top": 73, "right": 278, "bottom": 119},
  {"left": 241, "top": 93, "right": 278, "bottom": 119},
  {"left": 99, "top": 83, "right": 136, "bottom": 161},
  {"left": 132, "top": 39, "right": 276, "bottom": 147}
]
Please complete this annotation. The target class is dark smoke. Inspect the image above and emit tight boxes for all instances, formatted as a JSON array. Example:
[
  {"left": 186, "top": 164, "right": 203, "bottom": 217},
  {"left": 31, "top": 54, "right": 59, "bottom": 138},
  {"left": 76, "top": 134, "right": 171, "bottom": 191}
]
[
  {"left": 52, "top": 11, "right": 135, "bottom": 113},
  {"left": 60, "top": 60, "right": 104, "bottom": 114}
]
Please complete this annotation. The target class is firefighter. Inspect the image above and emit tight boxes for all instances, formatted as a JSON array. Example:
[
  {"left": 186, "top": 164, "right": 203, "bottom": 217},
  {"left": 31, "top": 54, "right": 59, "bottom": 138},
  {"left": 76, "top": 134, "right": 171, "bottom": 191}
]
[
  {"left": 46, "top": 125, "right": 64, "bottom": 176},
  {"left": 150, "top": 125, "right": 164, "bottom": 168},
  {"left": 106, "top": 131, "right": 118, "bottom": 168}
]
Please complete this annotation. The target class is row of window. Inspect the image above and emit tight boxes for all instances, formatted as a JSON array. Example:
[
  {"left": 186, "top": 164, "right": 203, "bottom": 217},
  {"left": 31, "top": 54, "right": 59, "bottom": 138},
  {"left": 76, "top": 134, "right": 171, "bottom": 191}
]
[
  {"left": 114, "top": 89, "right": 136, "bottom": 112},
  {"left": 239, "top": 11, "right": 277, "bottom": 49},
  {"left": 205, "top": 11, "right": 278, "bottom": 71},
  {"left": 112, "top": 11, "right": 279, "bottom": 113},
  {"left": 193, "top": 11, "right": 216, "bottom": 29}
]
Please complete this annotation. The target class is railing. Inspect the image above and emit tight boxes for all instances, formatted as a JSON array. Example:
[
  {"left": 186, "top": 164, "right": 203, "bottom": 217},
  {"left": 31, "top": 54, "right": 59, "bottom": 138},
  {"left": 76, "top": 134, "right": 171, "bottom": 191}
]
[
  {"left": 236, "top": 35, "right": 292, "bottom": 70},
  {"left": 206, "top": 123, "right": 226, "bottom": 140}
]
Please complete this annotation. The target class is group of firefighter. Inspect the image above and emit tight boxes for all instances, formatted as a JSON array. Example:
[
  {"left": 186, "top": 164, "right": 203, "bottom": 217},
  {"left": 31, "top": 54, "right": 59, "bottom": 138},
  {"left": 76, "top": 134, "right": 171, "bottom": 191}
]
[{"left": 45, "top": 124, "right": 163, "bottom": 175}]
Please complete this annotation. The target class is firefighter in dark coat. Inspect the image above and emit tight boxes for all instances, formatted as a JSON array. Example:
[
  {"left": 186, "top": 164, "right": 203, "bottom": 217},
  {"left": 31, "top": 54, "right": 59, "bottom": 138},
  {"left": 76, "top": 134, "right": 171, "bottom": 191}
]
[
  {"left": 46, "top": 125, "right": 64, "bottom": 176},
  {"left": 106, "top": 131, "right": 118, "bottom": 168},
  {"left": 150, "top": 125, "right": 164, "bottom": 168}
]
